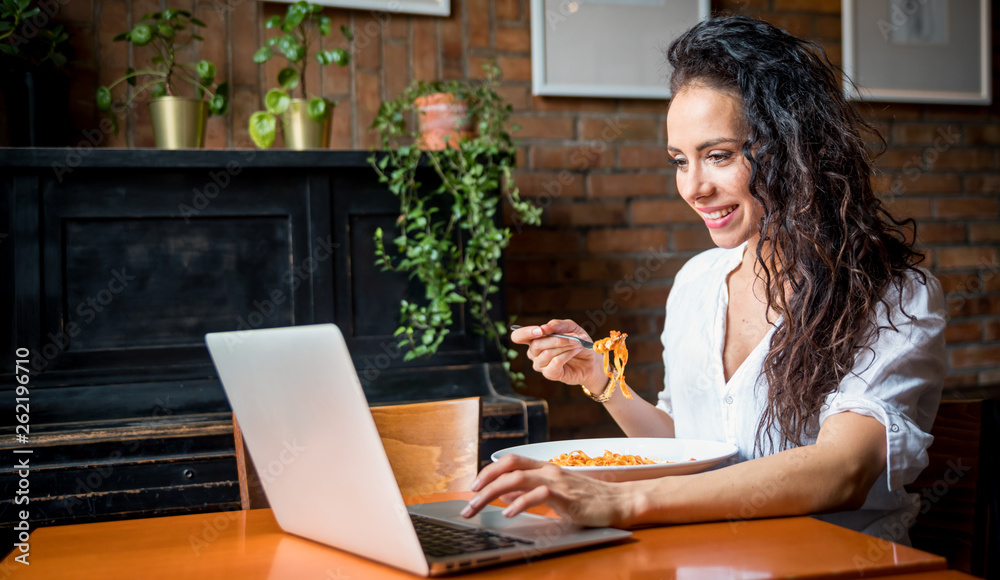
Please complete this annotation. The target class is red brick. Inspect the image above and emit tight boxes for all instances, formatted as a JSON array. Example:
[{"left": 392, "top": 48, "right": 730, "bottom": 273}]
[
  {"left": 230, "top": 0, "right": 260, "bottom": 86},
  {"left": 467, "top": 0, "right": 491, "bottom": 49},
  {"left": 618, "top": 100, "right": 669, "bottom": 115},
  {"left": 61, "top": 0, "right": 93, "bottom": 22},
  {"left": 891, "top": 124, "right": 961, "bottom": 145},
  {"left": 614, "top": 285, "right": 672, "bottom": 310},
  {"left": 496, "top": 24, "right": 530, "bottom": 53},
  {"left": 329, "top": 98, "right": 353, "bottom": 149},
  {"left": 986, "top": 319, "right": 1000, "bottom": 341},
  {"left": 944, "top": 373, "right": 981, "bottom": 389},
  {"left": 945, "top": 321, "right": 983, "bottom": 344},
  {"left": 384, "top": 16, "right": 409, "bottom": 41},
  {"left": 556, "top": 258, "right": 636, "bottom": 282},
  {"left": 874, "top": 148, "right": 925, "bottom": 170},
  {"left": 495, "top": 0, "right": 519, "bottom": 21},
  {"left": 881, "top": 173, "right": 963, "bottom": 195},
  {"left": 589, "top": 173, "right": 668, "bottom": 198},
  {"left": 529, "top": 145, "right": 614, "bottom": 171},
  {"left": 880, "top": 197, "right": 932, "bottom": 220},
  {"left": 530, "top": 96, "right": 617, "bottom": 113},
  {"left": 619, "top": 145, "right": 671, "bottom": 170},
  {"left": 860, "top": 104, "right": 923, "bottom": 121},
  {"left": 926, "top": 150, "right": 996, "bottom": 171},
  {"left": 355, "top": 69, "right": 381, "bottom": 149},
  {"left": 547, "top": 202, "right": 627, "bottom": 227},
  {"left": 354, "top": 13, "right": 383, "bottom": 70},
  {"left": 947, "top": 295, "right": 1000, "bottom": 318},
  {"left": 508, "top": 230, "right": 582, "bottom": 255},
  {"left": 505, "top": 259, "right": 556, "bottom": 284},
  {"left": 631, "top": 200, "right": 700, "bottom": 224},
  {"left": 938, "top": 273, "right": 979, "bottom": 294},
  {"left": 765, "top": 13, "right": 812, "bottom": 38},
  {"left": 515, "top": 171, "right": 585, "bottom": 200},
  {"left": 980, "top": 369, "right": 1000, "bottom": 384},
  {"left": 498, "top": 56, "right": 532, "bottom": 82},
  {"left": 934, "top": 198, "right": 999, "bottom": 219},
  {"left": 813, "top": 15, "right": 841, "bottom": 41},
  {"left": 384, "top": 42, "right": 411, "bottom": 102},
  {"left": 923, "top": 106, "right": 992, "bottom": 122},
  {"left": 509, "top": 115, "right": 574, "bottom": 140},
  {"left": 440, "top": 0, "right": 463, "bottom": 79},
  {"left": 964, "top": 125, "right": 1000, "bottom": 146},
  {"left": 773, "top": 0, "right": 840, "bottom": 12},
  {"left": 916, "top": 223, "right": 967, "bottom": 245},
  {"left": 936, "top": 247, "right": 999, "bottom": 271},
  {"left": 231, "top": 86, "right": 257, "bottom": 148},
  {"left": 519, "top": 287, "right": 606, "bottom": 313},
  {"left": 965, "top": 174, "right": 1000, "bottom": 194},
  {"left": 950, "top": 345, "right": 1000, "bottom": 369},
  {"left": 672, "top": 227, "right": 714, "bottom": 252},
  {"left": 585, "top": 228, "right": 669, "bottom": 254},
  {"left": 497, "top": 85, "right": 531, "bottom": 111},
  {"left": 412, "top": 17, "right": 437, "bottom": 81},
  {"left": 579, "top": 117, "right": 659, "bottom": 142},
  {"left": 970, "top": 222, "right": 1000, "bottom": 243}
]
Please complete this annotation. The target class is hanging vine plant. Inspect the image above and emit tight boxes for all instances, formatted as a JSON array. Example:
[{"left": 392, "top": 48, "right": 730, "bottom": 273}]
[{"left": 368, "top": 64, "right": 541, "bottom": 384}]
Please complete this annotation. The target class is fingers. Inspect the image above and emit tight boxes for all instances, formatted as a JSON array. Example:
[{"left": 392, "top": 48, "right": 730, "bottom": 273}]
[
  {"left": 540, "top": 319, "right": 591, "bottom": 341},
  {"left": 509, "top": 325, "right": 543, "bottom": 345},
  {"left": 463, "top": 455, "right": 548, "bottom": 518}
]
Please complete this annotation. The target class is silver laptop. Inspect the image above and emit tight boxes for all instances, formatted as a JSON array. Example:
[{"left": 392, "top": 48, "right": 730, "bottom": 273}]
[{"left": 205, "top": 323, "right": 632, "bottom": 576}]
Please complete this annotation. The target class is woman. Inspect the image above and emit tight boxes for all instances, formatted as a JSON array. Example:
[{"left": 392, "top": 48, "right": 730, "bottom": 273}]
[{"left": 461, "top": 16, "right": 946, "bottom": 544}]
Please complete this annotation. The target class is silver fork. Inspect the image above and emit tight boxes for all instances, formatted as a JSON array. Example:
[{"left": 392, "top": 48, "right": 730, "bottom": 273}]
[{"left": 509, "top": 325, "right": 594, "bottom": 350}]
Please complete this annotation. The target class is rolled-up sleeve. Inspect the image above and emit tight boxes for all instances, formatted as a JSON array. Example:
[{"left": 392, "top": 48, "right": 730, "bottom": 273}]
[{"left": 819, "top": 271, "right": 946, "bottom": 492}]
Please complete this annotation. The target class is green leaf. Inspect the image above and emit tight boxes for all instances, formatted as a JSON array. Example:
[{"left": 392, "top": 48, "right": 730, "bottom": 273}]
[
  {"left": 264, "top": 88, "right": 290, "bottom": 114},
  {"left": 248, "top": 111, "right": 277, "bottom": 149},
  {"left": 95, "top": 86, "right": 111, "bottom": 111},
  {"left": 253, "top": 46, "right": 273, "bottom": 64},
  {"left": 264, "top": 15, "right": 282, "bottom": 29},
  {"left": 283, "top": 1, "right": 308, "bottom": 30},
  {"left": 125, "top": 67, "right": 136, "bottom": 86},
  {"left": 196, "top": 60, "right": 216, "bottom": 82},
  {"left": 340, "top": 24, "right": 353, "bottom": 42},
  {"left": 112, "top": 31, "right": 129, "bottom": 42},
  {"left": 306, "top": 98, "right": 330, "bottom": 122},
  {"left": 318, "top": 15, "right": 331, "bottom": 36},
  {"left": 277, "top": 67, "right": 299, "bottom": 91},
  {"left": 210, "top": 83, "right": 229, "bottom": 115},
  {"left": 157, "top": 22, "right": 175, "bottom": 38},
  {"left": 130, "top": 23, "right": 153, "bottom": 46},
  {"left": 0, "top": 44, "right": 14, "bottom": 56},
  {"left": 190, "top": 17, "right": 207, "bottom": 27},
  {"left": 317, "top": 48, "right": 349, "bottom": 67},
  {"left": 151, "top": 83, "right": 168, "bottom": 98}
]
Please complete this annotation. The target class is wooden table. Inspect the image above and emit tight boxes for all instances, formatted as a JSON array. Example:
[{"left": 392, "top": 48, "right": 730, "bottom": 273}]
[{"left": 1, "top": 493, "right": 947, "bottom": 579}]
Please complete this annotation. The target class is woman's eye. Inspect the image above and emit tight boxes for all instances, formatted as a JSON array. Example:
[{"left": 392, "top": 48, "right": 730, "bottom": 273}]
[
  {"left": 667, "top": 157, "right": 687, "bottom": 168},
  {"left": 708, "top": 152, "right": 732, "bottom": 164}
]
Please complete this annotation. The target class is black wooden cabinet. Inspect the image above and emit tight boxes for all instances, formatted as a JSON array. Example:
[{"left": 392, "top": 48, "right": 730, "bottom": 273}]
[{"left": 0, "top": 149, "right": 546, "bottom": 535}]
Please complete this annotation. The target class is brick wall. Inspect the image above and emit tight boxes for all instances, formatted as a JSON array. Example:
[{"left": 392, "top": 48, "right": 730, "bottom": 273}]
[{"left": 56, "top": 0, "right": 1000, "bottom": 440}]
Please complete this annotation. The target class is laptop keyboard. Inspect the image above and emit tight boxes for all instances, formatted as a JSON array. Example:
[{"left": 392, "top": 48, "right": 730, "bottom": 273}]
[{"left": 410, "top": 514, "right": 535, "bottom": 558}]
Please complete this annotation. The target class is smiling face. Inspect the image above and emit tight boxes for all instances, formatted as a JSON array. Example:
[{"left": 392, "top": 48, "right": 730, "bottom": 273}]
[{"left": 667, "top": 84, "right": 763, "bottom": 250}]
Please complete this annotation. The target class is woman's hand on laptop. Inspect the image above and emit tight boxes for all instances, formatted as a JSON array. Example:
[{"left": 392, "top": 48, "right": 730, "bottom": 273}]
[{"left": 460, "top": 454, "right": 639, "bottom": 528}]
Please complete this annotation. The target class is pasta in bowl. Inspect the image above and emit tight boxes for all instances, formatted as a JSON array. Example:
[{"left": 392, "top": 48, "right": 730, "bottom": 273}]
[{"left": 491, "top": 438, "right": 739, "bottom": 482}]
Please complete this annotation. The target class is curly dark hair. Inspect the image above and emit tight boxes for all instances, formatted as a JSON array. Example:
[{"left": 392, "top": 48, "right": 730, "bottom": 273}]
[{"left": 667, "top": 16, "right": 925, "bottom": 453}]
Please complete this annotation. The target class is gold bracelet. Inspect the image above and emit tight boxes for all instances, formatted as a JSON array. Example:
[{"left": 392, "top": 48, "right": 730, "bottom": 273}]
[{"left": 580, "top": 376, "right": 615, "bottom": 403}]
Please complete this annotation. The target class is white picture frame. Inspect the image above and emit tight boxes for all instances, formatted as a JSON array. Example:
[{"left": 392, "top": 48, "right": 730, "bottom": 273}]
[
  {"left": 530, "top": 0, "right": 710, "bottom": 99},
  {"left": 842, "top": 0, "right": 991, "bottom": 104},
  {"left": 268, "top": 0, "right": 449, "bottom": 18}
]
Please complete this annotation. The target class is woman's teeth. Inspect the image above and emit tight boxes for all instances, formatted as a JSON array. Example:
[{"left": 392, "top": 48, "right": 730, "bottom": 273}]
[{"left": 706, "top": 206, "right": 736, "bottom": 220}]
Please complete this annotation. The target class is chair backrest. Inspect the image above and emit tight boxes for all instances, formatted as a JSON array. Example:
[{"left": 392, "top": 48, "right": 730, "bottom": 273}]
[{"left": 234, "top": 397, "right": 481, "bottom": 510}]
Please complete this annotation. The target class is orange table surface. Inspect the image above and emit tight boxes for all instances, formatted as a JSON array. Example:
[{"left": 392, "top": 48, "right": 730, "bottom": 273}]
[{"left": 1, "top": 492, "right": 947, "bottom": 579}]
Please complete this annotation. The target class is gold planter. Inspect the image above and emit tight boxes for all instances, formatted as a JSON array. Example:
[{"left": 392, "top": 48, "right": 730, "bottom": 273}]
[
  {"left": 148, "top": 97, "right": 208, "bottom": 149},
  {"left": 281, "top": 99, "right": 332, "bottom": 150}
]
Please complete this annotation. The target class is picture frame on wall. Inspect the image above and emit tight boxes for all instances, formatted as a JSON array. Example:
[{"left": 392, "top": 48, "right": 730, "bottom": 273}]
[
  {"left": 267, "top": 0, "right": 449, "bottom": 17},
  {"left": 530, "top": 0, "right": 710, "bottom": 99},
  {"left": 842, "top": 0, "right": 991, "bottom": 104}
]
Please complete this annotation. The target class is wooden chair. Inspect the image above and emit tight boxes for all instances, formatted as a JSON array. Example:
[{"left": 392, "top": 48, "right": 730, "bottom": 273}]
[
  {"left": 910, "top": 391, "right": 999, "bottom": 578},
  {"left": 233, "top": 397, "right": 481, "bottom": 510}
]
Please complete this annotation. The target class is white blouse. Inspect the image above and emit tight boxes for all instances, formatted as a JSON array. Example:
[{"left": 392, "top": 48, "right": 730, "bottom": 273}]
[{"left": 656, "top": 243, "right": 947, "bottom": 544}]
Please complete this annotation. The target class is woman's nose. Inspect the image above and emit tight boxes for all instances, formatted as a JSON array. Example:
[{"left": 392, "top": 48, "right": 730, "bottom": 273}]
[{"left": 678, "top": 168, "right": 710, "bottom": 203}]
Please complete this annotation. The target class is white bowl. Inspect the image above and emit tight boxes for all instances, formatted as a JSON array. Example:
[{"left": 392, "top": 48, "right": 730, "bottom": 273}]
[{"left": 491, "top": 438, "right": 739, "bottom": 482}]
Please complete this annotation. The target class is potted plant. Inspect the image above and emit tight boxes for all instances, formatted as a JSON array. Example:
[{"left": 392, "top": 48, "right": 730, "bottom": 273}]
[
  {"left": 248, "top": 1, "right": 352, "bottom": 150},
  {"left": 0, "top": 0, "right": 72, "bottom": 146},
  {"left": 94, "top": 8, "right": 228, "bottom": 149},
  {"left": 368, "top": 64, "right": 542, "bottom": 385}
]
